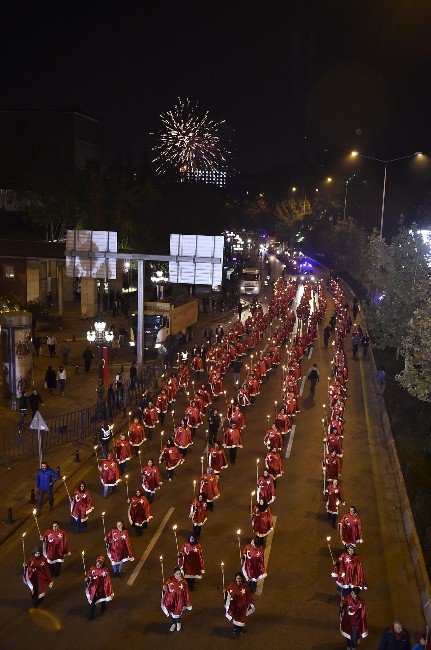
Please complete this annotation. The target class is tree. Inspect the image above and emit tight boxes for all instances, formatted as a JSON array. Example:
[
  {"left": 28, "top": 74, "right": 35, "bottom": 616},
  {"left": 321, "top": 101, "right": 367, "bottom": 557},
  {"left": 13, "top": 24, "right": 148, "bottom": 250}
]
[
  {"left": 275, "top": 197, "right": 312, "bottom": 247},
  {"left": 363, "top": 227, "right": 430, "bottom": 354},
  {"left": 397, "top": 299, "right": 431, "bottom": 402}
]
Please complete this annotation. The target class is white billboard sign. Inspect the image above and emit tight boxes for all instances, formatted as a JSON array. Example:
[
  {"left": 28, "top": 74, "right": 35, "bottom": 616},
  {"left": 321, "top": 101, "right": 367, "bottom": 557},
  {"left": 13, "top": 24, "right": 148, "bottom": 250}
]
[
  {"left": 169, "top": 234, "right": 224, "bottom": 286},
  {"left": 65, "top": 230, "right": 117, "bottom": 279}
]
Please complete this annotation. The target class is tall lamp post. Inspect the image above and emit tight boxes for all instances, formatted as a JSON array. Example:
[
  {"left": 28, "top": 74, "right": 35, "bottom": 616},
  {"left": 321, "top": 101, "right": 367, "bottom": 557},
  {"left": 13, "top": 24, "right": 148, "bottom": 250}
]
[
  {"left": 343, "top": 175, "right": 356, "bottom": 220},
  {"left": 351, "top": 151, "right": 422, "bottom": 238},
  {"left": 87, "top": 321, "right": 114, "bottom": 419}
]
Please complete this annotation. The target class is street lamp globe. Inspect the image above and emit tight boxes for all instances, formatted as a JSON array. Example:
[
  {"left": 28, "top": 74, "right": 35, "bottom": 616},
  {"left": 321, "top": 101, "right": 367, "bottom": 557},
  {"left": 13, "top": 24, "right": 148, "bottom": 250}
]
[
  {"left": 86, "top": 330, "right": 96, "bottom": 343},
  {"left": 105, "top": 331, "right": 114, "bottom": 343},
  {"left": 94, "top": 321, "right": 106, "bottom": 334},
  {"left": 351, "top": 151, "right": 359, "bottom": 157}
]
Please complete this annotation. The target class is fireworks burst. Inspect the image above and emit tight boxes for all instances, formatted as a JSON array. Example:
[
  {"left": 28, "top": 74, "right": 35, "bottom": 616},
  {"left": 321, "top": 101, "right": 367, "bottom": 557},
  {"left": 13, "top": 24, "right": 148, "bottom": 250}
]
[{"left": 152, "top": 98, "right": 227, "bottom": 174}]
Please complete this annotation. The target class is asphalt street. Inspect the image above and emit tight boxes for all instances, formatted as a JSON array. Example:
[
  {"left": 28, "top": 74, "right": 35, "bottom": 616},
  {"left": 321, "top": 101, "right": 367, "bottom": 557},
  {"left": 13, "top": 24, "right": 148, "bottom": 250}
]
[{"left": 0, "top": 257, "right": 424, "bottom": 649}]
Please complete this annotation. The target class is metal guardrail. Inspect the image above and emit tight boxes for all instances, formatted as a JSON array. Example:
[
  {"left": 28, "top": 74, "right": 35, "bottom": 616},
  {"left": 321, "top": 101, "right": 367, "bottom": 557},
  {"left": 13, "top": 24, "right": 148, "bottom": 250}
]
[{"left": 0, "top": 356, "right": 167, "bottom": 464}]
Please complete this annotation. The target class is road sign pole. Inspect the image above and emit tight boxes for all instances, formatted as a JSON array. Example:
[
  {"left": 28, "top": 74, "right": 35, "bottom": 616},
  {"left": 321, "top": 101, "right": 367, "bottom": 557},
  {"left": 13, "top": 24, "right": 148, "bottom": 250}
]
[{"left": 38, "top": 427, "right": 42, "bottom": 468}]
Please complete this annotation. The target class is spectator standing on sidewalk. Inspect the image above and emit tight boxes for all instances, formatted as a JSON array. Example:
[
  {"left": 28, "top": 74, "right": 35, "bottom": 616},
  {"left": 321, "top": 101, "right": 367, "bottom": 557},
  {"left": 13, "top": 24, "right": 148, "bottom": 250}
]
[
  {"left": 57, "top": 366, "right": 67, "bottom": 396},
  {"left": 33, "top": 334, "right": 41, "bottom": 356},
  {"left": 100, "top": 422, "right": 112, "bottom": 459},
  {"left": 83, "top": 346, "right": 94, "bottom": 373},
  {"left": 29, "top": 389, "right": 44, "bottom": 418},
  {"left": 361, "top": 333, "right": 370, "bottom": 357},
  {"left": 237, "top": 300, "right": 243, "bottom": 320},
  {"left": 19, "top": 392, "right": 28, "bottom": 427},
  {"left": 378, "top": 620, "right": 411, "bottom": 649},
  {"left": 352, "top": 331, "right": 361, "bottom": 359},
  {"left": 47, "top": 334, "right": 57, "bottom": 357},
  {"left": 376, "top": 366, "right": 387, "bottom": 395},
  {"left": 36, "top": 461, "right": 59, "bottom": 515},
  {"left": 61, "top": 339, "right": 71, "bottom": 365},
  {"left": 45, "top": 366, "right": 57, "bottom": 393},
  {"left": 203, "top": 326, "right": 213, "bottom": 344},
  {"left": 130, "top": 362, "right": 138, "bottom": 392}
]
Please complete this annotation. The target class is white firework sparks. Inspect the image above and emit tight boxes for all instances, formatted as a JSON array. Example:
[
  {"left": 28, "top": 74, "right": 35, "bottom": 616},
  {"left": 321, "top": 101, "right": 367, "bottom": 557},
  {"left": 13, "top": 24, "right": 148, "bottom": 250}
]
[{"left": 152, "top": 98, "right": 227, "bottom": 173}]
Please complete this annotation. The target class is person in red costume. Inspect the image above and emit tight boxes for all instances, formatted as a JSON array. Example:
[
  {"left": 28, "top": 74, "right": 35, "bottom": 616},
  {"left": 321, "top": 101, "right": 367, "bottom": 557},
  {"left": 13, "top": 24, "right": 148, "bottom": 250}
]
[
  {"left": 339, "top": 506, "right": 363, "bottom": 547},
  {"left": 208, "top": 442, "right": 228, "bottom": 474},
  {"left": 199, "top": 467, "right": 220, "bottom": 511},
  {"left": 105, "top": 519, "right": 134, "bottom": 577},
  {"left": 191, "top": 353, "right": 205, "bottom": 374},
  {"left": 251, "top": 498, "right": 274, "bottom": 539},
  {"left": 161, "top": 566, "right": 192, "bottom": 633},
  {"left": 225, "top": 572, "right": 255, "bottom": 636},
  {"left": 265, "top": 448, "right": 283, "bottom": 481},
  {"left": 141, "top": 458, "right": 163, "bottom": 502},
  {"left": 143, "top": 401, "right": 159, "bottom": 439},
  {"left": 23, "top": 546, "right": 52, "bottom": 607},
  {"left": 325, "top": 478, "right": 345, "bottom": 529},
  {"left": 340, "top": 587, "right": 368, "bottom": 648},
  {"left": 257, "top": 469, "right": 276, "bottom": 504},
  {"left": 159, "top": 438, "right": 185, "bottom": 481},
  {"left": 229, "top": 405, "right": 245, "bottom": 430},
  {"left": 184, "top": 400, "right": 202, "bottom": 437},
  {"left": 85, "top": 555, "right": 113, "bottom": 620},
  {"left": 155, "top": 389, "right": 169, "bottom": 425},
  {"left": 323, "top": 449, "right": 341, "bottom": 483},
  {"left": 41, "top": 521, "right": 71, "bottom": 577},
  {"left": 264, "top": 425, "right": 283, "bottom": 451},
  {"left": 178, "top": 533, "right": 205, "bottom": 590},
  {"left": 332, "top": 544, "right": 367, "bottom": 594},
  {"left": 274, "top": 407, "right": 291, "bottom": 435},
  {"left": 128, "top": 416, "right": 146, "bottom": 456},
  {"left": 113, "top": 433, "right": 131, "bottom": 476},
  {"left": 241, "top": 538, "right": 267, "bottom": 592},
  {"left": 238, "top": 383, "right": 251, "bottom": 407},
  {"left": 173, "top": 418, "right": 193, "bottom": 457},
  {"left": 70, "top": 481, "right": 94, "bottom": 533},
  {"left": 210, "top": 371, "right": 223, "bottom": 399},
  {"left": 223, "top": 424, "right": 243, "bottom": 465},
  {"left": 189, "top": 493, "right": 207, "bottom": 538},
  {"left": 99, "top": 453, "right": 121, "bottom": 498},
  {"left": 128, "top": 489, "right": 153, "bottom": 535},
  {"left": 326, "top": 425, "right": 343, "bottom": 457}
]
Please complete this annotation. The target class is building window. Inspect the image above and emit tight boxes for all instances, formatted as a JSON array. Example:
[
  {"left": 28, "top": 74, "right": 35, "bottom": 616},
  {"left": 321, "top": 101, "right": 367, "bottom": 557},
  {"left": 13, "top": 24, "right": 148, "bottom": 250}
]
[{"left": 4, "top": 264, "right": 15, "bottom": 279}]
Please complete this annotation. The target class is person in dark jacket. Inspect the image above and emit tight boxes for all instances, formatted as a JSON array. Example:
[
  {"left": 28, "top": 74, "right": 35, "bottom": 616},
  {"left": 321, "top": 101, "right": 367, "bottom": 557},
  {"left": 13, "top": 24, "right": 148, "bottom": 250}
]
[
  {"left": 207, "top": 408, "right": 221, "bottom": 445},
  {"left": 83, "top": 346, "right": 94, "bottom": 373},
  {"left": 29, "top": 389, "right": 44, "bottom": 418},
  {"left": 36, "top": 462, "right": 59, "bottom": 515},
  {"left": 18, "top": 392, "right": 28, "bottom": 427},
  {"left": 378, "top": 620, "right": 411, "bottom": 650},
  {"left": 44, "top": 366, "right": 57, "bottom": 392}
]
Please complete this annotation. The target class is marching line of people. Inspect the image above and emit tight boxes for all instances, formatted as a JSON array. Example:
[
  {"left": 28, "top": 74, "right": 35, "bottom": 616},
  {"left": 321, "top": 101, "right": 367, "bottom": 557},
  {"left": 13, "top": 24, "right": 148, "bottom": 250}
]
[
  {"left": 22, "top": 274, "right": 298, "bottom": 627},
  {"left": 323, "top": 280, "right": 368, "bottom": 650}
]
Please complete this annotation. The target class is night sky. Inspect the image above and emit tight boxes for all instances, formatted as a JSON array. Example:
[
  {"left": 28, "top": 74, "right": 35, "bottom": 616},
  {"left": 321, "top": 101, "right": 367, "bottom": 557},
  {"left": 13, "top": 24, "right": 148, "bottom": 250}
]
[{"left": 1, "top": 1, "right": 431, "bottom": 176}]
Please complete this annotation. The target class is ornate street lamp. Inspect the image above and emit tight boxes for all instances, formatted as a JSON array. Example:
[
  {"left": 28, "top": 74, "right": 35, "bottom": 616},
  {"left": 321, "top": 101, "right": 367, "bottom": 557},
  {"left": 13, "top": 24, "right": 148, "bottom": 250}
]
[{"left": 87, "top": 320, "right": 114, "bottom": 419}]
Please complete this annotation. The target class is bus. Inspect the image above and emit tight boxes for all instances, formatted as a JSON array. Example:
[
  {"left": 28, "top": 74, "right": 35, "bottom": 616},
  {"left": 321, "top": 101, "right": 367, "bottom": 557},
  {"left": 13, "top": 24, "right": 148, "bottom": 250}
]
[{"left": 240, "top": 268, "right": 262, "bottom": 295}]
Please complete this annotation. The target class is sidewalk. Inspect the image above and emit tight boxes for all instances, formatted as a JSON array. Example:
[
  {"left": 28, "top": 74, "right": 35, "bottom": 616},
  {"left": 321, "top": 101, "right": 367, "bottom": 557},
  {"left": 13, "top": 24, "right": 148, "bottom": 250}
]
[{"left": 0, "top": 300, "right": 242, "bottom": 428}]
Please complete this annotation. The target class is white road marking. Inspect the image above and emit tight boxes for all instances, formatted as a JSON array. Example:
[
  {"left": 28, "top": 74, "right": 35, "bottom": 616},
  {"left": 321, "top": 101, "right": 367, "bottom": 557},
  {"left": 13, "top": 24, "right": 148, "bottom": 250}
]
[
  {"left": 255, "top": 515, "right": 277, "bottom": 595},
  {"left": 299, "top": 375, "right": 306, "bottom": 396},
  {"left": 285, "top": 424, "right": 296, "bottom": 458},
  {"left": 127, "top": 506, "right": 175, "bottom": 586}
]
